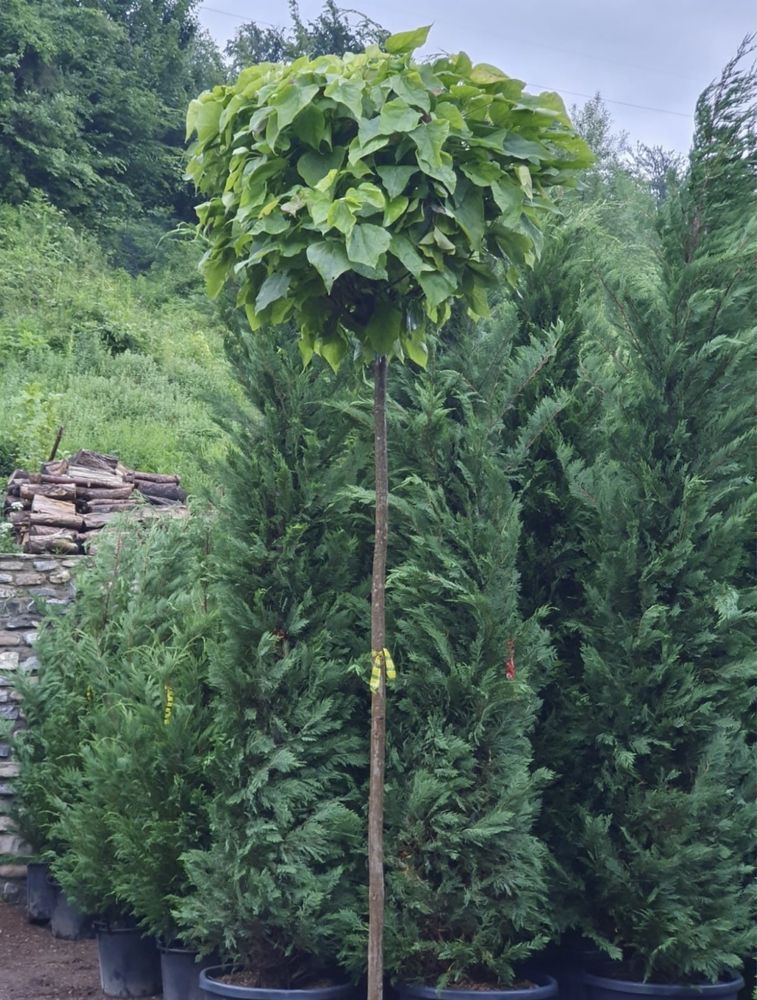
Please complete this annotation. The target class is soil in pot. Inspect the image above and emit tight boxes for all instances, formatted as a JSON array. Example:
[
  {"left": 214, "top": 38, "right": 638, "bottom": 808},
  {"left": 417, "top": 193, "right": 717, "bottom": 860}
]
[
  {"left": 96, "top": 925, "right": 162, "bottom": 998},
  {"left": 199, "top": 965, "right": 355, "bottom": 999},
  {"left": 397, "top": 973, "right": 558, "bottom": 1000},
  {"left": 26, "top": 861, "right": 59, "bottom": 924}
]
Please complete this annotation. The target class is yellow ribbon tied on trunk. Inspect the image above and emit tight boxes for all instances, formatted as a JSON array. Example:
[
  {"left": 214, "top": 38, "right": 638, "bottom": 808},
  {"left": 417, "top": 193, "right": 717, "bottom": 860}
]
[{"left": 370, "top": 648, "right": 396, "bottom": 693}]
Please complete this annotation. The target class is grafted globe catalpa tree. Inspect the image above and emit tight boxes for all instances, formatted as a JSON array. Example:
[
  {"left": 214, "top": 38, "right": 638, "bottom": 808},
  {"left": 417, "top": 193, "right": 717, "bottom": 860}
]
[{"left": 186, "top": 26, "right": 591, "bottom": 998}]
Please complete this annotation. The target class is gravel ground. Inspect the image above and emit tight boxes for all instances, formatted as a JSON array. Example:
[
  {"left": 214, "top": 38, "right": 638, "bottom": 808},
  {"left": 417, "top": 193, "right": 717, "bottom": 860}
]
[{"left": 0, "top": 901, "right": 161, "bottom": 1000}]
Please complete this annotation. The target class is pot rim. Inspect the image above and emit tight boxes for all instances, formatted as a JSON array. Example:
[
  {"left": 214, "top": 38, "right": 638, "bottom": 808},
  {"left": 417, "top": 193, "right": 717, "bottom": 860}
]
[
  {"left": 583, "top": 972, "right": 746, "bottom": 996},
  {"left": 199, "top": 966, "right": 353, "bottom": 999},
  {"left": 398, "top": 973, "right": 558, "bottom": 999}
]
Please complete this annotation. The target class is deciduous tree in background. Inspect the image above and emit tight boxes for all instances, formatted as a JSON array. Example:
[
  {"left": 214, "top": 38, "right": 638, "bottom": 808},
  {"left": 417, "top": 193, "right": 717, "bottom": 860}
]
[{"left": 186, "top": 27, "right": 591, "bottom": 996}]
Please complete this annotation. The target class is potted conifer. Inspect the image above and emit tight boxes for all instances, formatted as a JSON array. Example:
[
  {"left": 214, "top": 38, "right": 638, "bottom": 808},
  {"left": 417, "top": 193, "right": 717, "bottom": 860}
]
[
  {"left": 183, "top": 24, "right": 591, "bottom": 999},
  {"left": 535, "top": 40, "right": 755, "bottom": 1000},
  {"left": 338, "top": 317, "right": 561, "bottom": 998},
  {"left": 14, "top": 517, "right": 216, "bottom": 997},
  {"left": 175, "top": 336, "right": 367, "bottom": 999}
]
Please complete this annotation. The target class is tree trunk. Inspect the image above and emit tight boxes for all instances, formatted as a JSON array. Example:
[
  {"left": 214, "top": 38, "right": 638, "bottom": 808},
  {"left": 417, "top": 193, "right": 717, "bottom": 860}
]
[{"left": 367, "top": 355, "right": 388, "bottom": 1000}]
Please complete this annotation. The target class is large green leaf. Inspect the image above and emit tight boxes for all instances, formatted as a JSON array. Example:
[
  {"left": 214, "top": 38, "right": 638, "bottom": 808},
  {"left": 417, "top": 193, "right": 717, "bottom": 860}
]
[
  {"left": 297, "top": 148, "right": 345, "bottom": 187},
  {"left": 324, "top": 77, "right": 365, "bottom": 118},
  {"left": 365, "top": 300, "right": 402, "bottom": 354},
  {"left": 460, "top": 158, "right": 502, "bottom": 186},
  {"left": 187, "top": 97, "right": 222, "bottom": 143},
  {"left": 390, "top": 233, "right": 426, "bottom": 278},
  {"left": 470, "top": 63, "right": 509, "bottom": 85},
  {"left": 272, "top": 83, "right": 321, "bottom": 130},
  {"left": 384, "top": 195, "right": 409, "bottom": 227},
  {"left": 501, "top": 135, "right": 548, "bottom": 160},
  {"left": 418, "top": 269, "right": 458, "bottom": 307},
  {"left": 384, "top": 26, "right": 431, "bottom": 54},
  {"left": 306, "top": 241, "right": 352, "bottom": 291},
  {"left": 453, "top": 184, "right": 485, "bottom": 248},
  {"left": 347, "top": 224, "right": 392, "bottom": 269},
  {"left": 379, "top": 99, "right": 422, "bottom": 134},
  {"left": 255, "top": 272, "right": 291, "bottom": 312},
  {"left": 376, "top": 165, "right": 418, "bottom": 199},
  {"left": 294, "top": 104, "right": 328, "bottom": 149}
]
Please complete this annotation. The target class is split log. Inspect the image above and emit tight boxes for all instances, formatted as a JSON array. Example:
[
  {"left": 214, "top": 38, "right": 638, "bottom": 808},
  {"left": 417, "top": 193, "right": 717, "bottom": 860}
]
[
  {"left": 30, "top": 511, "right": 83, "bottom": 531},
  {"left": 40, "top": 475, "right": 78, "bottom": 486},
  {"left": 26, "top": 536, "right": 79, "bottom": 555},
  {"left": 67, "top": 466, "right": 124, "bottom": 489},
  {"left": 29, "top": 525, "right": 78, "bottom": 539},
  {"left": 32, "top": 494, "right": 77, "bottom": 518},
  {"left": 76, "top": 486, "right": 134, "bottom": 501},
  {"left": 8, "top": 511, "right": 31, "bottom": 526},
  {"left": 127, "top": 471, "right": 180, "bottom": 485},
  {"left": 42, "top": 459, "right": 68, "bottom": 476},
  {"left": 31, "top": 495, "right": 82, "bottom": 531},
  {"left": 133, "top": 480, "right": 187, "bottom": 502},
  {"left": 20, "top": 483, "right": 77, "bottom": 503},
  {"left": 85, "top": 500, "right": 140, "bottom": 513},
  {"left": 69, "top": 450, "right": 118, "bottom": 472},
  {"left": 82, "top": 512, "right": 122, "bottom": 531}
]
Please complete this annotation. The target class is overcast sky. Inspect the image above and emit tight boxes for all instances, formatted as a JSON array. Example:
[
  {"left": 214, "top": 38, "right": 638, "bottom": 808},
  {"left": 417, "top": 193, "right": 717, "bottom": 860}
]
[{"left": 195, "top": 0, "right": 754, "bottom": 154}]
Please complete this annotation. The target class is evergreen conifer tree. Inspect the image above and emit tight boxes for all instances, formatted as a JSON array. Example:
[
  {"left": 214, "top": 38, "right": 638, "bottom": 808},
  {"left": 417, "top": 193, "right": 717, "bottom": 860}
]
[
  {"left": 317, "top": 314, "right": 557, "bottom": 987},
  {"left": 174, "top": 334, "right": 370, "bottom": 985},
  {"left": 14, "top": 515, "right": 217, "bottom": 936},
  {"left": 536, "top": 42, "right": 756, "bottom": 981}
]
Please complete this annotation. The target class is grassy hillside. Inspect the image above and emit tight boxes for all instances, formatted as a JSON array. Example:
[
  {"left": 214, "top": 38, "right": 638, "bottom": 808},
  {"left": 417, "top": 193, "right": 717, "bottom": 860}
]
[{"left": 0, "top": 198, "right": 234, "bottom": 496}]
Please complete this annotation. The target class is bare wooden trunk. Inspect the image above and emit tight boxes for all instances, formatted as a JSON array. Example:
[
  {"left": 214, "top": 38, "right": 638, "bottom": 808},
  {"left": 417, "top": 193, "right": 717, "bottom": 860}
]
[
  {"left": 133, "top": 479, "right": 187, "bottom": 501},
  {"left": 77, "top": 486, "right": 135, "bottom": 501},
  {"left": 20, "top": 483, "right": 77, "bottom": 503},
  {"left": 367, "top": 355, "right": 388, "bottom": 1000},
  {"left": 67, "top": 466, "right": 125, "bottom": 489},
  {"left": 126, "top": 471, "right": 180, "bottom": 484}
]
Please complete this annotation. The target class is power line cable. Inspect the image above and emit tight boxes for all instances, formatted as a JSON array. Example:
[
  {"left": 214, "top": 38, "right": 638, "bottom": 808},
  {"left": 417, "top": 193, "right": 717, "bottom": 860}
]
[
  {"left": 529, "top": 84, "right": 693, "bottom": 119},
  {"left": 196, "top": 3, "right": 694, "bottom": 119}
]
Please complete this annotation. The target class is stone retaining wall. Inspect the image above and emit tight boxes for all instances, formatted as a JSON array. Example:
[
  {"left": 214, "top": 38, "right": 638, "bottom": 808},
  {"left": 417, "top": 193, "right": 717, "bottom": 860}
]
[{"left": 0, "top": 552, "right": 82, "bottom": 901}]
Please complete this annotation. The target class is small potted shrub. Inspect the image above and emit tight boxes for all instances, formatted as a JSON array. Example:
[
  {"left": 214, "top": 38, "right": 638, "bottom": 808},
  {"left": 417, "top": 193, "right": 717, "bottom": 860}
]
[{"left": 14, "top": 516, "right": 216, "bottom": 996}]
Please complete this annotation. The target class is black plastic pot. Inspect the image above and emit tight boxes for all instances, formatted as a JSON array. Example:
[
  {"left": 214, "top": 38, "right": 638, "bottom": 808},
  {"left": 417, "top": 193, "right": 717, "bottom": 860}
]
[
  {"left": 532, "top": 943, "right": 604, "bottom": 1000},
  {"left": 397, "top": 973, "right": 558, "bottom": 1000},
  {"left": 161, "top": 946, "right": 215, "bottom": 1000},
  {"left": 26, "top": 862, "right": 59, "bottom": 924},
  {"left": 51, "top": 890, "right": 94, "bottom": 940},
  {"left": 199, "top": 966, "right": 355, "bottom": 999},
  {"left": 96, "top": 926, "right": 162, "bottom": 998},
  {"left": 583, "top": 973, "right": 745, "bottom": 1000}
]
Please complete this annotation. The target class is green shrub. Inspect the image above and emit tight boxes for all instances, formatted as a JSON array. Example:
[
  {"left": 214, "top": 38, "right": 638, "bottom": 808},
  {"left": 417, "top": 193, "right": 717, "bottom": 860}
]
[
  {"left": 14, "top": 514, "right": 217, "bottom": 938},
  {"left": 175, "top": 335, "right": 369, "bottom": 984}
]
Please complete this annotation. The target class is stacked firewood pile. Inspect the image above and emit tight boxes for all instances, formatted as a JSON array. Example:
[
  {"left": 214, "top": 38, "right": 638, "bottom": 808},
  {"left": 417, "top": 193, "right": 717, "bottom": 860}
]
[{"left": 3, "top": 450, "right": 187, "bottom": 554}]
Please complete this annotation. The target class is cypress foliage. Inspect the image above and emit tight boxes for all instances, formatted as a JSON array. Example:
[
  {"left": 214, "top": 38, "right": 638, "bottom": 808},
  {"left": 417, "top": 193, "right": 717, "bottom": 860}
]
[
  {"left": 539, "top": 43, "right": 756, "bottom": 981},
  {"left": 333, "top": 315, "right": 556, "bottom": 987},
  {"left": 13, "top": 515, "right": 216, "bottom": 936},
  {"left": 175, "top": 335, "right": 370, "bottom": 985}
]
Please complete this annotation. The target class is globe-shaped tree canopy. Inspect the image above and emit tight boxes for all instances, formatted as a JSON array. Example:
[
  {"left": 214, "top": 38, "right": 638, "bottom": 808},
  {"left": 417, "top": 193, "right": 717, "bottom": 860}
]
[{"left": 186, "top": 25, "right": 592, "bottom": 369}]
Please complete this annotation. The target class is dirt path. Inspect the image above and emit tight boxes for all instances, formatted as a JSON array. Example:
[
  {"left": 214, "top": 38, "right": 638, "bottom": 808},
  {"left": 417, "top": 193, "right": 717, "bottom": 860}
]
[{"left": 0, "top": 900, "right": 159, "bottom": 1000}]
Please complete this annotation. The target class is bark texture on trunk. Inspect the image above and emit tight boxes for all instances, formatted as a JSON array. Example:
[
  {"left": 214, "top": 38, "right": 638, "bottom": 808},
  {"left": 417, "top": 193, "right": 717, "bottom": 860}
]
[{"left": 367, "top": 355, "right": 389, "bottom": 1000}]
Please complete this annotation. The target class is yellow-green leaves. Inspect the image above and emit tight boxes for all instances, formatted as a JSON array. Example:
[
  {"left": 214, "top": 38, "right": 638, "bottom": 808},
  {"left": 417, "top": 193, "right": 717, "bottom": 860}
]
[
  {"left": 384, "top": 25, "right": 431, "bottom": 54},
  {"left": 186, "top": 27, "right": 593, "bottom": 371}
]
